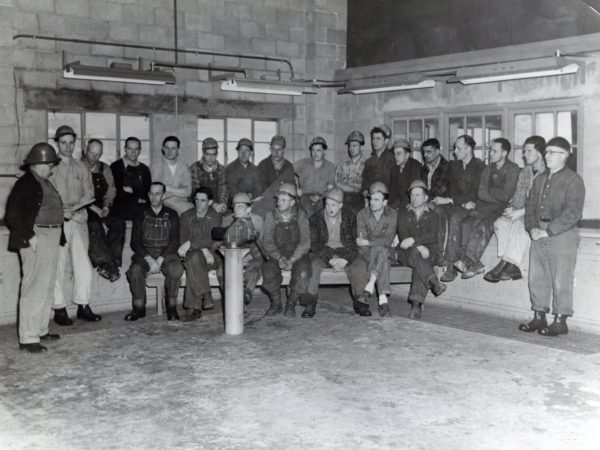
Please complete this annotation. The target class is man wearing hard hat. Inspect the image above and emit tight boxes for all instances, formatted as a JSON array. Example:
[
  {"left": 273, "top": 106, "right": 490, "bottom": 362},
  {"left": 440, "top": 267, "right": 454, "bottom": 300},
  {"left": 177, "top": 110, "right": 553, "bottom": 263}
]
[{"left": 335, "top": 130, "right": 368, "bottom": 214}]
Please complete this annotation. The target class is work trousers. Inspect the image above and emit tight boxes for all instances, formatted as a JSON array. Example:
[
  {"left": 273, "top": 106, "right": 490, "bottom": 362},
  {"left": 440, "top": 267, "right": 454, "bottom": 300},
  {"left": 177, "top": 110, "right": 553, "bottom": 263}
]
[
  {"left": 182, "top": 249, "right": 223, "bottom": 309},
  {"left": 440, "top": 204, "right": 470, "bottom": 263},
  {"left": 88, "top": 212, "right": 126, "bottom": 271},
  {"left": 528, "top": 228, "right": 579, "bottom": 316},
  {"left": 262, "top": 254, "right": 312, "bottom": 297},
  {"left": 494, "top": 215, "right": 530, "bottom": 268},
  {"left": 307, "top": 254, "right": 367, "bottom": 299},
  {"left": 243, "top": 256, "right": 263, "bottom": 291},
  {"left": 360, "top": 246, "right": 394, "bottom": 295},
  {"left": 459, "top": 210, "right": 501, "bottom": 264},
  {"left": 396, "top": 246, "right": 436, "bottom": 304},
  {"left": 53, "top": 217, "right": 93, "bottom": 308},
  {"left": 299, "top": 194, "right": 323, "bottom": 218},
  {"left": 18, "top": 227, "right": 61, "bottom": 344},
  {"left": 126, "top": 253, "right": 183, "bottom": 310}
]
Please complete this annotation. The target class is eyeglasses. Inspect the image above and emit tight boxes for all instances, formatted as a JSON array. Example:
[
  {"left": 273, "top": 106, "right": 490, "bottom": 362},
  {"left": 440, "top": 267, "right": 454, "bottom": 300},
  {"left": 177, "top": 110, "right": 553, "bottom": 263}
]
[{"left": 204, "top": 152, "right": 218, "bottom": 156}]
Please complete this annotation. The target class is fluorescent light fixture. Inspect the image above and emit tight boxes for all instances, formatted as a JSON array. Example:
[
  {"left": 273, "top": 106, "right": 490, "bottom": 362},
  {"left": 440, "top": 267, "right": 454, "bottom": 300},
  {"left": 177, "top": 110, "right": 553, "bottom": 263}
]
[
  {"left": 63, "top": 61, "right": 175, "bottom": 85},
  {"left": 449, "top": 57, "right": 580, "bottom": 85},
  {"left": 220, "top": 79, "right": 317, "bottom": 96},
  {"left": 346, "top": 79, "right": 435, "bottom": 94}
]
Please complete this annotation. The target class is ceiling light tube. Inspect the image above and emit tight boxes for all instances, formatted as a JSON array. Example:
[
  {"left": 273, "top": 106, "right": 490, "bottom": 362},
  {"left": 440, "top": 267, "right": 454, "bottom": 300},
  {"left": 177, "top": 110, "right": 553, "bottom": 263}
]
[
  {"left": 457, "top": 63, "right": 579, "bottom": 84},
  {"left": 220, "top": 79, "right": 317, "bottom": 96},
  {"left": 63, "top": 62, "right": 175, "bottom": 85},
  {"left": 344, "top": 79, "right": 436, "bottom": 94}
]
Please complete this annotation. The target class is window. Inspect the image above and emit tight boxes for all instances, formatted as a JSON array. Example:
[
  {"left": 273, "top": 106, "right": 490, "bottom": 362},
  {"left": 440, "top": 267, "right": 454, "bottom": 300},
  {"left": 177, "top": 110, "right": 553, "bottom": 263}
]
[
  {"left": 197, "top": 118, "right": 278, "bottom": 166},
  {"left": 448, "top": 113, "right": 503, "bottom": 163},
  {"left": 47, "top": 112, "right": 151, "bottom": 166},
  {"left": 511, "top": 107, "right": 578, "bottom": 171}
]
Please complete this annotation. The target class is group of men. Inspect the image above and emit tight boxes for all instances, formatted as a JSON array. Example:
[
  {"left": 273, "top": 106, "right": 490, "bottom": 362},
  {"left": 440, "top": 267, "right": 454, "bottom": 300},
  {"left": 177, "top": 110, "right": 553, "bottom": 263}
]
[{"left": 6, "top": 121, "right": 585, "bottom": 352}]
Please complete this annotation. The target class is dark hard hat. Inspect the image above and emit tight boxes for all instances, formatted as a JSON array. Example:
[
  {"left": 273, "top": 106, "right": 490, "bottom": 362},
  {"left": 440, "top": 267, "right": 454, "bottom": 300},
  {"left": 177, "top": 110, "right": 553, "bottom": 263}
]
[
  {"left": 54, "top": 125, "right": 77, "bottom": 141},
  {"left": 309, "top": 136, "right": 327, "bottom": 150},
  {"left": 236, "top": 138, "right": 253, "bottom": 151},
  {"left": 232, "top": 192, "right": 252, "bottom": 204},
  {"left": 24, "top": 143, "right": 61, "bottom": 165},
  {"left": 408, "top": 179, "right": 428, "bottom": 194},
  {"left": 276, "top": 183, "right": 297, "bottom": 199},
  {"left": 202, "top": 137, "right": 218, "bottom": 151},
  {"left": 345, "top": 130, "right": 365, "bottom": 145},
  {"left": 369, "top": 181, "right": 389, "bottom": 195}
]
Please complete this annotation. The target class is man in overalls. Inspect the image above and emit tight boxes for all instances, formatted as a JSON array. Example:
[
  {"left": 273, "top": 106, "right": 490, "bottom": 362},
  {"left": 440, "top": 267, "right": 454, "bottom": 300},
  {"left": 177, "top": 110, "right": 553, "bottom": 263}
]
[
  {"left": 83, "top": 139, "right": 125, "bottom": 282},
  {"left": 261, "top": 183, "right": 312, "bottom": 317}
]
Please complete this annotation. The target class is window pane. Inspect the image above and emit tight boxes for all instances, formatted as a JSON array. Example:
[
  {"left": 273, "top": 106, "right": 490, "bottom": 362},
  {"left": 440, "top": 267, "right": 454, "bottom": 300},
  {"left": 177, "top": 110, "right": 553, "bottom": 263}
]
[
  {"left": 121, "top": 115, "right": 150, "bottom": 141},
  {"left": 198, "top": 119, "right": 224, "bottom": 141},
  {"left": 100, "top": 140, "right": 118, "bottom": 165},
  {"left": 535, "top": 113, "right": 554, "bottom": 141},
  {"left": 448, "top": 116, "right": 464, "bottom": 149},
  {"left": 466, "top": 116, "right": 483, "bottom": 147},
  {"left": 254, "top": 120, "right": 277, "bottom": 142},
  {"left": 86, "top": 113, "right": 116, "bottom": 139},
  {"left": 138, "top": 141, "right": 150, "bottom": 167},
  {"left": 557, "top": 111, "right": 576, "bottom": 145},
  {"left": 409, "top": 120, "right": 422, "bottom": 149},
  {"left": 514, "top": 114, "right": 533, "bottom": 146},
  {"left": 484, "top": 115, "right": 502, "bottom": 146},
  {"left": 227, "top": 118, "right": 252, "bottom": 142},
  {"left": 225, "top": 141, "right": 238, "bottom": 166},
  {"left": 393, "top": 120, "right": 407, "bottom": 141},
  {"left": 424, "top": 118, "right": 439, "bottom": 141},
  {"left": 254, "top": 142, "right": 271, "bottom": 165}
]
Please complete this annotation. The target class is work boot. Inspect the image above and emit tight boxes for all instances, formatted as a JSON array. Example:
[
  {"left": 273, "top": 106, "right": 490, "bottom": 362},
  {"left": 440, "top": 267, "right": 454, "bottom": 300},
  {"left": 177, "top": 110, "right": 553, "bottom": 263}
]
[
  {"left": 500, "top": 262, "right": 523, "bottom": 281},
  {"left": 301, "top": 304, "right": 316, "bottom": 318},
  {"left": 453, "top": 259, "right": 468, "bottom": 273},
  {"left": 39, "top": 333, "right": 61, "bottom": 341},
  {"left": 378, "top": 303, "right": 391, "bottom": 317},
  {"left": 484, "top": 260, "right": 507, "bottom": 283},
  {"left": 53, "top": 308, "right": 73, "bottom": 326},
  {"left": 408, "top": 301, "right": 423, "bottom": 319},
  {"left": 166, "top": 306, "right": 180, "bottom": 321},
  {"left": 428, "top": 275, "right": 447, "bottom": 297},
  {"left": 440, "top": 266, "right": 458, "bottom": 282},
  {"left": 202, "top": 293, "right": 215, "bottom": 310},
  {"left": 19, "top": 342, "right": 48, "bottom": 353},
  {"left": 538, "top": 315, "right": 569, "bottom": 337},
  {"left": 461, "top": 261, "right": 486, "bottom": 279},
  {"left": 124, "top": 307, "right": 146, "bottom": 321},
  {"left": 284, "top": 291, "right": 300, "bottom": 318},
  {"left": 265, "top": 293, "right": 283, "bottom": 316},
  {"left": 518, "top": 311, "right": 547, "bottom": 332},
  {"left": 77, "top": 305, "right": 102, "bottom": 322},
  {"left": 181, "top": 308, "right": 202, "bottom": 322}
]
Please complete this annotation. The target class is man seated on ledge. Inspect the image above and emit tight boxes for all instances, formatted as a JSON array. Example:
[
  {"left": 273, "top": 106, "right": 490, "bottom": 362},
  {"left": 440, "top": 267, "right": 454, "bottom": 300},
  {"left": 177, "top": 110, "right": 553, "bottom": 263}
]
[
  {"left": 177, "top": 187, "right": 223, "bottom": 322},
  {"left": 307, "top": 187, "right": 371, "bottom": 318},
  {"left": 356, "top": 182, "right": 397, "bottom": 318},
  {"left": 485, "top": 135, "right": 547, "bottom": 283},
  {"left": 519, "top": 137, "right": 584, "bottom": 337},
  {"left": 125, "top": 182, "right": 183, "bottom": 321},
  {"left": 396, "top": 180, "right": 447, "bottom": 320},
  {"left": 261, "top": 183, "right": 312, "bottom": 317}
]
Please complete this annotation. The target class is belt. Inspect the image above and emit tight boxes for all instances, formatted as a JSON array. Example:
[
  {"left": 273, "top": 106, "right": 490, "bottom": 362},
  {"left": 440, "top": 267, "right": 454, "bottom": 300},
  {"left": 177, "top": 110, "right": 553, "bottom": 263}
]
[
  {"left": 539, "top": 218, "right": 552, "bottom": 223},
  {"left": 35, "top": 224, "right": 62, "bottom": 228}
]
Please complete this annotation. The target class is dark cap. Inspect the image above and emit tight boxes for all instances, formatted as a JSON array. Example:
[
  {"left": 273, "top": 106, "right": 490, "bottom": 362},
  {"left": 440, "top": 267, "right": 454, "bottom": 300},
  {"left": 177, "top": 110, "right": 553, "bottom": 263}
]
[
  {"left": 309, "top": 136, "right": 327, "bottom": 150},
  {"left": 236, "top": 138, "right": 253, "bottom": 151},
  {"left": 202, "top": 137, "right": 218, "bottom": 152},
  {"left": 54, "top": 125, "right": 77, "bottom": 141},
  {"left": 546, "top": 136, "right": 572, "bottom": 154}
]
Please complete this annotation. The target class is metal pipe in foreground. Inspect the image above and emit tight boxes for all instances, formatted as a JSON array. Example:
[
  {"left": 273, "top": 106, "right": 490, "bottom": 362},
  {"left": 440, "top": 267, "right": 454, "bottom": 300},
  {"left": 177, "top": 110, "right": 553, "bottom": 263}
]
[{"left": 222, "top": 247, "right": 245, "bottom": 335}]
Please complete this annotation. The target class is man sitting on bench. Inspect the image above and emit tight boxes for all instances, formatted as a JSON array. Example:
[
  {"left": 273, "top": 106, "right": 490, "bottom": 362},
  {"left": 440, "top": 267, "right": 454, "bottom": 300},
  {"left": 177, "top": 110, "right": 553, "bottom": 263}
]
[{"left": 307, "top": 188, "right": 371, "bottom": 318}]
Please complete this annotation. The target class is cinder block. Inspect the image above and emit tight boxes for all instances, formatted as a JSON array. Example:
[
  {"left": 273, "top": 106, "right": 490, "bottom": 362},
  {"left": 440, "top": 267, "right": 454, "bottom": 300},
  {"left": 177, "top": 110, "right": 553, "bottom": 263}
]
[
  {"left": 57, "top": 76, "right": 92, "bottom": 90},
  {"left": 90, "top": 80, "right": 126, "bottom": 93},
  {"left": 121, "top": 4, "right": 155, "bottom": 25},
  {"left": 224, "top": 36, "right": 253, "bottom": 53},
  {"left": 327, "top": 28, "right": 346, "bottom": 45},
  {"left": 185, "top": 80, "right": 212, "bottom": 98},
  {"left": 13, "top": 11, "right": 38, "bottom": 33},
  {"left": 311, "top": 11, "right": 337, "bottom": 28},
  {"left": 196, "top": 32, "right": 225, "bottom": 51},
  {"left": 91, "top": 44, "right": 125, "bottom": 58},
  {"left": 240, "top": 20, "right": 264, "bottom": 38},
  {"left": 276, "top": 40, "right": 300, "bottom": 58},
  {"left": 212, "top": 17, "right": 240, "bottom": 37},
  {"left": 89, "top": 2, "right": 124, "bottom": 22},
  {"left": 155, "top": 8, "right": 183, "bottom": 28},
  {"left": 264, "top": 23, "right": 288, "bottom": 40},
  {"left": 139, "top": 25, "right": 173, "bottom": 46},
  {"left": 184, "top": 12, "right": 212, "bottom": 32},
  {"left": 109, "top": 23, "right": 139, "bottom": 42},
  {"left": 17, "top": 0, "right": 53, "bottom": 13},
  {"left": 288, "top": 26, "right": 305, "bottom": 43},
  {"left": 252, "top": 39, "right": 276, "bottom": 56},
  {"left": 18, "top": 69, "right": 57, "bottom": 89},
  {"left": 225, "top": 1, "right": 252, "bottom": 20},
  {"left": 251, "top": 5, "right": 277, "bottom": 24},
  {"left": 55, "top": 0, "right": 89, "bottom": 17},
  {"left": 177, "top": 0, "right": 200, "bottom": 14},
  {"left": 276, "top": 9, "right": 304, "bottom": 27},
  {"left": 307, "top": 43, "right": 337, "bottom": 58},
  {"left": 197, "top": 0, "right": 224, "bottom": 16},
  {"left": 124, "top": 83, "right": 157, "bottom": 96}
]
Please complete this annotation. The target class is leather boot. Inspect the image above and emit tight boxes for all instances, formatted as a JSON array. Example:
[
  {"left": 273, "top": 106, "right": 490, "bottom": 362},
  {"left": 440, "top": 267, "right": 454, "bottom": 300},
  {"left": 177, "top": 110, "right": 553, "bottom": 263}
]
[
  {"left": 301, "top": 294, "right": 317, "bottom": 318},
  {"left": 19, "top": 342, "right": 48, "bottom": 353},
  {"left": 77, "top": 305, "right": 102, "bottom": 322},
  {"left": 408, "top": 301, "right": 423, "bottom": 319},
  {"left": 166, "top": 306, "right": 180, "bottom": 321},
  {"left": 265, "top": 293, "right": 283, "bottom": 316},
  {"left": 202, "top": 293, "right": 215, "bottom": 310},
  {"left": 243, "top": 288, "right": 253, "bottom": 305},
  {"left": 284, "top": 291, "right": 299, "bottom": 318},
  {"left": 539, "top": 315, "right": 569, "bottom": 336},
  {"left": 484, "top": 260, "right": 507, "bottom": 283},
  {"left": 440, "top": 266, "right": 458, "bottom": 282},
  {"left": 428, "top": 275, "right": 447, "bottom": 297},
  {"left": 500, "top": 262, "right": 523, "bottom": 281},
  {"left": 124, "top": 307, "right": 146, "bottom": 321},
  {"left": 181, "top": 308, "right": 202, "bottom": 322},
  {"left": 518, "top": 311, "right": 547, "bottom": 332},
  {"left": 53, "top": 308, "right": 73, "bottom": 326}
]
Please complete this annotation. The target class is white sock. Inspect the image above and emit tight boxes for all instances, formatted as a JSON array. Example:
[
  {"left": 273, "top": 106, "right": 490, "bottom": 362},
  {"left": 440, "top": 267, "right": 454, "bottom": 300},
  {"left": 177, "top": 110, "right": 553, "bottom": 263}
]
[
  {"left": 364, "top": 280, "right": 375, "bottom": 294},
  {"left": 378, "top": 294, "right": 388, "bottom": 305}
]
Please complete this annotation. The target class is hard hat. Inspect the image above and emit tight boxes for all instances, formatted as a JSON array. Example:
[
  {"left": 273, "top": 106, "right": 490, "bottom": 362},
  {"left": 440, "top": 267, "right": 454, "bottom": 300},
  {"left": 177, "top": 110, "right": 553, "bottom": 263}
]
[
  {"left": 202, "top": 137, "right": 218, "bottom": 151},
  {"left": 54, "top": 125, "right": 77, "bottom": 141},
  {"left": 24, "top": 143, "right": 61, "bottom": 165},
  {"left": 270, "top": 135, "right": 286, "bottom": 148},
  {"left": 232, "top": 192, "right": 252, "bottom": 204},
  {"left": 324, "top": 187, "right": 344, "bottom": 203},
  {"left": 309, "top": 136, "right": 328, "bottom": 150},
  {"left": 236, "top": 138, "right": 253, "bottom": 151},
  {"left": 276, "top": 183, "right": 297, "bottom": 199},
  {"left": 345, "top": 131, "right": 365, "bottom": 145},
  {"left": 369, "top": 181, "right": 389, "bottom": 195}
]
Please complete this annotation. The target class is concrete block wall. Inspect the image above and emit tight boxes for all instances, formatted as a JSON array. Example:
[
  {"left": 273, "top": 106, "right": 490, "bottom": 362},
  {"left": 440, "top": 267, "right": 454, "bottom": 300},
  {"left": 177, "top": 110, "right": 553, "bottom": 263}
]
[{"left": 0, "top": 0, "right": 348, "bottom": 218}]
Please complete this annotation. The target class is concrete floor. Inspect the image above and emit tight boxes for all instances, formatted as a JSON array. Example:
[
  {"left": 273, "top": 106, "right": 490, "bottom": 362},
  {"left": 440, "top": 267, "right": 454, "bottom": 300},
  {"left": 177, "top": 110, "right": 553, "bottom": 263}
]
[{"left": 1, "top": 287, "right": 600, "bottom": 450}]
